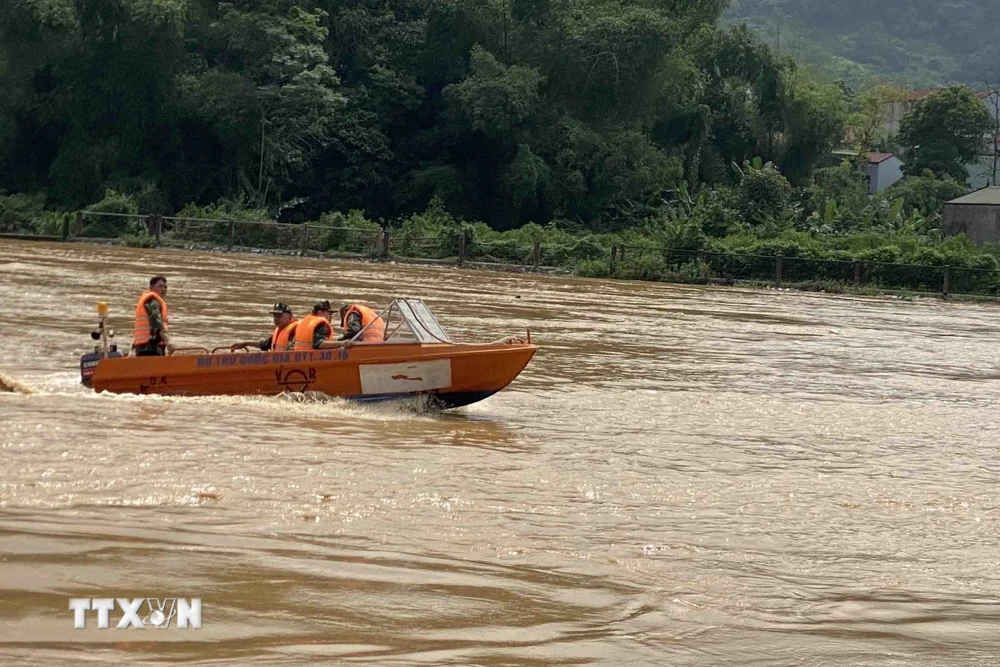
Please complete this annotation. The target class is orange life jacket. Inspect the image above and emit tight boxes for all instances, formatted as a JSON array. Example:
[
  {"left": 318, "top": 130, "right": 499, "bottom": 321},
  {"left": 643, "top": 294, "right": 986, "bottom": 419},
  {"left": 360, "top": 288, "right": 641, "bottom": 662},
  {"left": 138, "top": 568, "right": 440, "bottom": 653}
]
[
  {"left": 293, "top": 315, "right": 331, "bottom": 351},
  {"left": 133, "top": 291, "right": 169, "bottom": 347},
  {"left": 342, "top": 304, "right": 386, "bottom": 342},
  {"left": 270, "top": 319, "right": 298, "bottom": 350}
]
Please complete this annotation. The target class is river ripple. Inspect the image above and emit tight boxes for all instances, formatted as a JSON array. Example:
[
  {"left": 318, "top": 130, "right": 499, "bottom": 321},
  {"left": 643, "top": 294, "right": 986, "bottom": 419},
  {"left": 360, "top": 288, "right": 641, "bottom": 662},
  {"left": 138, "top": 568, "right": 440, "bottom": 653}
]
[{"left": 1, "top": 240, "right": 999, "bottom": 665}]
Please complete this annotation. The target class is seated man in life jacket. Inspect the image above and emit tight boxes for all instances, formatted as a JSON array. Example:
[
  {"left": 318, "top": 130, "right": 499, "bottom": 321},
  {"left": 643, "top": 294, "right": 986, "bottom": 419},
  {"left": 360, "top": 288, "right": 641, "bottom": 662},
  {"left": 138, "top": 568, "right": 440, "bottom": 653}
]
[
  {"left": 292, "top": 300, "right": 337, "bottom": 350},
  {"left": 337, "top": 302, "right": 386, "bottom": 343},
  {"left": 230, "top": 302, "right": 298, "bottom": 352}
]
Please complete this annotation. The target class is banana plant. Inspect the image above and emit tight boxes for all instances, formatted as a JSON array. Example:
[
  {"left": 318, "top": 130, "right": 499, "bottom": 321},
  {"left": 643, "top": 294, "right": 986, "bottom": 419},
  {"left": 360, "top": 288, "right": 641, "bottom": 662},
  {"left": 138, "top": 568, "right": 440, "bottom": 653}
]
[
  {"left": 885, "top": 197, "right": 905, "bottom": 230},
  {"left": 822, "top": 198, "right": 838, "bottom": 225},
  {"left": 730, "top": 155, "right": 774, "bottom": 178},
  {"left": 674, "top": 182, "right": 695, "bottom": 217}
]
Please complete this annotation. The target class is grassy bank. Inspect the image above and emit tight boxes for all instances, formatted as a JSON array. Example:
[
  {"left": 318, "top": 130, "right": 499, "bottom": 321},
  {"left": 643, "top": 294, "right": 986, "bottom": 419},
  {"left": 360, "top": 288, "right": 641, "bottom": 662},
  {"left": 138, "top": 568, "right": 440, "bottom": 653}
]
[{"left": 4, "top": 183, "right": 1000, "bottom": 297}]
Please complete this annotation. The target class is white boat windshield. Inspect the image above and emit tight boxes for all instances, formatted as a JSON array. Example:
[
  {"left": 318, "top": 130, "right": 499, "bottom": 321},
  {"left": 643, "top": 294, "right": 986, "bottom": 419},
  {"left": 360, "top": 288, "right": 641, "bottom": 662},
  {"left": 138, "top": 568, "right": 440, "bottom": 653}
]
[{"left": 375, "top": 299, "right": 453, "bottom": 344}]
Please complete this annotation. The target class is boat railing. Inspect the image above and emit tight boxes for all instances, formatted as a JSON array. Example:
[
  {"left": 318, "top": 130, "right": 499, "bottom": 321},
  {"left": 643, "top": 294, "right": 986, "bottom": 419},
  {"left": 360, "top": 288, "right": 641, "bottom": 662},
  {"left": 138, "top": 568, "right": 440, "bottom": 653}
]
[
  {"left": 374, "top": 298, "right": 453, "bottom": 344},
  {"left": 209, "top": 346, "right": 255, "bottom": 354},
  {"left": 151, "top": 300, "right": 524, "bottom": 354}
]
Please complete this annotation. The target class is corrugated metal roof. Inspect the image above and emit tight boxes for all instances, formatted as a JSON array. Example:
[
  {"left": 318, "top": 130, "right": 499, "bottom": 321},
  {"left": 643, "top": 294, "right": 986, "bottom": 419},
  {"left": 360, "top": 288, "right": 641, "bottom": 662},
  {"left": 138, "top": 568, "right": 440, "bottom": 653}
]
[{"left": 946, "top": 186, "right": 1000, "bottom": 205}]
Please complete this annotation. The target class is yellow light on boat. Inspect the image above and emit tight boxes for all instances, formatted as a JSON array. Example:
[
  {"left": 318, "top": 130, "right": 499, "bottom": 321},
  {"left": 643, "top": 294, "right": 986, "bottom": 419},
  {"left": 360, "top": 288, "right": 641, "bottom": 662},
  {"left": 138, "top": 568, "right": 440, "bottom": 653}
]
[{"left": 97, "top": 301, "right": 109, "bottom": 316}]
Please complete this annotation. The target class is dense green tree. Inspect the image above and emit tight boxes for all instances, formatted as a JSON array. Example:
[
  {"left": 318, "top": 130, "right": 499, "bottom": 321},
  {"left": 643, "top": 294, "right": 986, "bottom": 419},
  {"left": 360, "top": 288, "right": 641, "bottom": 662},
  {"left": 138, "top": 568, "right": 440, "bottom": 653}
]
[
  {"left": 846, "top": 84, "right": 906, "bottom": 154},
  {"left": 774, "top": 71, "right": 848, "bottom": 184},
  {"left": 733, "top": 159, "right": 794, "bottom": 226},
  {"left": 1, "top": 0, "right": 190, "bottom": 206},
  {"left": 897, "top": 86, "right": 992, "bottom": 181},
  {"left": 181, "top": 1, "right": 345, "bottom": 207},
  {"left": 884, "top": 174, "right": 969, "bottom": 216},
  {"left": 0, "top": 0, "right": 862, "bottom": 230}
]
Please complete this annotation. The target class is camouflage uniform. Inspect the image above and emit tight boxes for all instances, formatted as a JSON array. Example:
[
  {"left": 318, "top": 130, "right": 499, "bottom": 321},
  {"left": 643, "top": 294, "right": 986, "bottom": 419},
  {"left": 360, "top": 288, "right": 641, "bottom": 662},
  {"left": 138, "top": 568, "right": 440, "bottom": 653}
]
[
  {"left": 313, "top": 321, "right": 332, "bottom": 348},
  {"left": 338, "top": 312, "right": 363, "bottom": 341}
]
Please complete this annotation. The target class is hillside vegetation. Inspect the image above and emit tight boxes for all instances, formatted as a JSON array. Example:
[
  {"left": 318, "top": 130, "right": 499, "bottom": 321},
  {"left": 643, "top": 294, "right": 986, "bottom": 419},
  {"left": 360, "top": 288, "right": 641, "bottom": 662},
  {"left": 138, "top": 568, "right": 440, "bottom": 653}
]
[{"left": 726, "top": 0, "right": 1000, "bottom": 87}]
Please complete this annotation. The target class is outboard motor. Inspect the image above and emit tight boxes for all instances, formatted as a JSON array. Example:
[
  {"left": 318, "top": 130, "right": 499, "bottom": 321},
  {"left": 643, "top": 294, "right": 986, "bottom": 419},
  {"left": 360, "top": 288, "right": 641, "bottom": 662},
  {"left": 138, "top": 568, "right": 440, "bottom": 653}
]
[{"left": 80, "top": 301, "right": 124, "bottom": 387}]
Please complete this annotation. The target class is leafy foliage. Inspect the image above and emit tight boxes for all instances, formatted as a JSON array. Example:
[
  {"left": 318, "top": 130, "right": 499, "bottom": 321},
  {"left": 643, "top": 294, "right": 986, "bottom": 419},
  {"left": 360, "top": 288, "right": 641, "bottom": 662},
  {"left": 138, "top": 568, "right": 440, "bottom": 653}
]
[
  {"left": 1, "top": 0, "right": 847, "bottom": 230},
  {"left": 725, "top": 0, "right": 1000, "bottom": 87},
  {"left": 1, "top": 0, "right": 997, "bottom": 296},
  {"left": 897, "top": 86, "right": 993, "bottom": 181},
  {"left": 180, "top": 2, "right": 345, "bottom": 207}
]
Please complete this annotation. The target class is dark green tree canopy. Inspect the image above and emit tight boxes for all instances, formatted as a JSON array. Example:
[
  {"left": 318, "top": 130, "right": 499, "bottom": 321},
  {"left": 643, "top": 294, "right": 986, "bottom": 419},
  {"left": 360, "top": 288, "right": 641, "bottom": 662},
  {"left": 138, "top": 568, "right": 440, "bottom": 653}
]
[
  {"left": 0, "top": 0, "right": 849, "bottom": 230},
  {"left": 897, "top": 85, "right": 992, "bottom": 181}
]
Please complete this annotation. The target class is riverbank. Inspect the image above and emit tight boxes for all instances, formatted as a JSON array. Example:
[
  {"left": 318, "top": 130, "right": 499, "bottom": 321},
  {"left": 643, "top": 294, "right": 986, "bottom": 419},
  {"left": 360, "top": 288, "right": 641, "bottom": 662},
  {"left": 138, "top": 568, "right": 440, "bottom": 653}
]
[
  {"left": 5, "top": 232, "right": 998, "bottom": 306},
  {"left": 0, "top": 232, "right": 573, "bottom": 275},
  {"left": 9, "top": 195, "right": 1000, "bottom": 299}
]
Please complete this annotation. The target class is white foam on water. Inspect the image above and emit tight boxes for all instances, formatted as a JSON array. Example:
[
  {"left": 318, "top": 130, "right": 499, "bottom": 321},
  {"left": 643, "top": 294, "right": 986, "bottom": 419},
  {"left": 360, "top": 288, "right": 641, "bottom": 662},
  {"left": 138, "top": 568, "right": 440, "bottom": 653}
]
[
  {"left": 0, "top": 372, "right": 37, "bottom": 395},
  {"left": 3, "top": 375, "right": 445, "bottom": 424}
]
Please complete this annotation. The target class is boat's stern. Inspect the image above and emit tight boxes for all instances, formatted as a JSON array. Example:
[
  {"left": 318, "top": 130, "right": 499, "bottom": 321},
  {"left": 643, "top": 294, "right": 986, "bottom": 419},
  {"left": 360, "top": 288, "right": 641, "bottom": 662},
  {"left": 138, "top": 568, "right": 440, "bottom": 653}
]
[
  {"left": 80, "top": 350, "right": 125, "bottom": 387},
  {"left": 81, "top": 301, "right": 124, "bottom": 388}
]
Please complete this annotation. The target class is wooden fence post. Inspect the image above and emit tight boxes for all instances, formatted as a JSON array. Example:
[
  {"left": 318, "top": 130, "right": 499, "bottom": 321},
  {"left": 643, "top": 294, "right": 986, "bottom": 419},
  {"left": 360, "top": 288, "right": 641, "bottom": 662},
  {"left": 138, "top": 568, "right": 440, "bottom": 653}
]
[
  {"left": 775, "top": 254, "right": 783, "bottom": 287},
  {"left": 852, "top": 260, "right": 861, "bottom": 287},
  {"left": 74, "top": 211, "right": 83, "bottom": 236},
  {"left": 301, "top": 223, "right": 309, "bottom": 254},
  {"left": 457, "top": 230, "right": 466, "bottom": 265},
  {"left": 697, "top": 251, "right": 708, "bottom": 282},
  {"left": 943, "top": 265, "right": 951, "bottom": 296},
  {"left": 61, "top": 213, "right": 70, "bottom": 240},
  {"left": 381, "top": 228, "right": 390, "bottom": 259},
  {"left": 228, "top": 220, "right": 235, "bottom": 250},
  {"left": 609, "top": 244, "right": 617, "bottom": 276}
]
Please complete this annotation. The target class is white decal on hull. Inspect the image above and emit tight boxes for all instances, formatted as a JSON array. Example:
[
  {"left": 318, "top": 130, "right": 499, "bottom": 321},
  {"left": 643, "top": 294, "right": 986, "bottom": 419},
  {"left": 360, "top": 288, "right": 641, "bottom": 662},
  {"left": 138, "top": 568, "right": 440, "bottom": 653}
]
[{"left": 359, "top": 359, "right": 452, "bottom": 395}]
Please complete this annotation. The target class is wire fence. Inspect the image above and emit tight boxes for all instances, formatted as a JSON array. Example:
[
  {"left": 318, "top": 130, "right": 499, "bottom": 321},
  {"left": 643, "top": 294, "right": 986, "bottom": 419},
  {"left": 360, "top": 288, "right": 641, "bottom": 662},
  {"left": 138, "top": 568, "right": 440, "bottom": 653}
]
[
  {"left": 6, "top": 210, "right": 999, "bottom": 297},
  {"left": 159, "top": 214, "right": 381, "bottom": 255}
]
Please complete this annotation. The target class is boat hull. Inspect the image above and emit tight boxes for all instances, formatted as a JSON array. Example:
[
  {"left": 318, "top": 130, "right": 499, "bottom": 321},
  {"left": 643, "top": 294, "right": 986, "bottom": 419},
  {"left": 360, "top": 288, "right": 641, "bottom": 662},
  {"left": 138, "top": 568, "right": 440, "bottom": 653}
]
[{"left": 89, "top": 342, "right": 536, "bottom": 409}]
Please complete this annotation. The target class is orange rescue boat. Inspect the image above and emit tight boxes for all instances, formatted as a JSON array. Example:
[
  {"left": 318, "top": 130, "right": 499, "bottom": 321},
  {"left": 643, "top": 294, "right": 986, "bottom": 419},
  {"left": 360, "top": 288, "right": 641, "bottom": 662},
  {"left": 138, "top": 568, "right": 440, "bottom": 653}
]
[{"left": 80, "top": 299, "right": 536, "bottom": 410}]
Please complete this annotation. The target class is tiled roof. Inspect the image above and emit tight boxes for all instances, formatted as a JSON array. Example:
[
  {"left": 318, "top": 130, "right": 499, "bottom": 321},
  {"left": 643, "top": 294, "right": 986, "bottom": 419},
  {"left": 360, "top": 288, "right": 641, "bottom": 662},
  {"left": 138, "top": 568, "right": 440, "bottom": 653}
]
[{"left": 867, "top": 152, "right": 896, "bottom": 164}]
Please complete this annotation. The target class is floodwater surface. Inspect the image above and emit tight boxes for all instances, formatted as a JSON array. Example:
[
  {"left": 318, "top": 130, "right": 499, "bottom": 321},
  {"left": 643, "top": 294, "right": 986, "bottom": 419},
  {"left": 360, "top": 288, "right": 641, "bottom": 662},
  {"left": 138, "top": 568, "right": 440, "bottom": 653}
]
[{"left": 1, "top": 239, "right": 999, "bottom": 665}]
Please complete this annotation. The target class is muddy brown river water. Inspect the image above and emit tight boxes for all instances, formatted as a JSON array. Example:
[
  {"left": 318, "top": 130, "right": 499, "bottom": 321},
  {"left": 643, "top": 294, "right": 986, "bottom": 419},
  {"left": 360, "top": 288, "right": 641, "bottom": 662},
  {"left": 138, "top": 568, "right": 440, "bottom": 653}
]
[{"left": 1, "top": 239, "right": 999, "bottom": 665}]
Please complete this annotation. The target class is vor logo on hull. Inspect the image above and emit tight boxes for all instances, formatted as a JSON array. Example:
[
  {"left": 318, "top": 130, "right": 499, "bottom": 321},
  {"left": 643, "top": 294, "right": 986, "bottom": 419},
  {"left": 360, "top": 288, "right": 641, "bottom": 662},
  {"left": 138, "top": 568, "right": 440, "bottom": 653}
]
[{"left": 275, "top": 368, "right": 317, "bottom": 392}]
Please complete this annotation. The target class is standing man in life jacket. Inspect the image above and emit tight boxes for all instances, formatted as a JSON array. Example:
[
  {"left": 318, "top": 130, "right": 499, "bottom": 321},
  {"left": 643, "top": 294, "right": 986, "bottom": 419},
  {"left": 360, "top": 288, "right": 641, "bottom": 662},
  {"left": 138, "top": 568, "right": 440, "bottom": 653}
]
[
  {"left": 292, "top": 300, "right": 336, "bottom": 351},
  {"left": 133, "top": 275, "right": 175, "bottom": 356},
  {"left": 230, "top": 302, "right": 298, "bottom": 352},
  {"left": 337, "top": 303, "right": 386, "bottom": 343}
]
